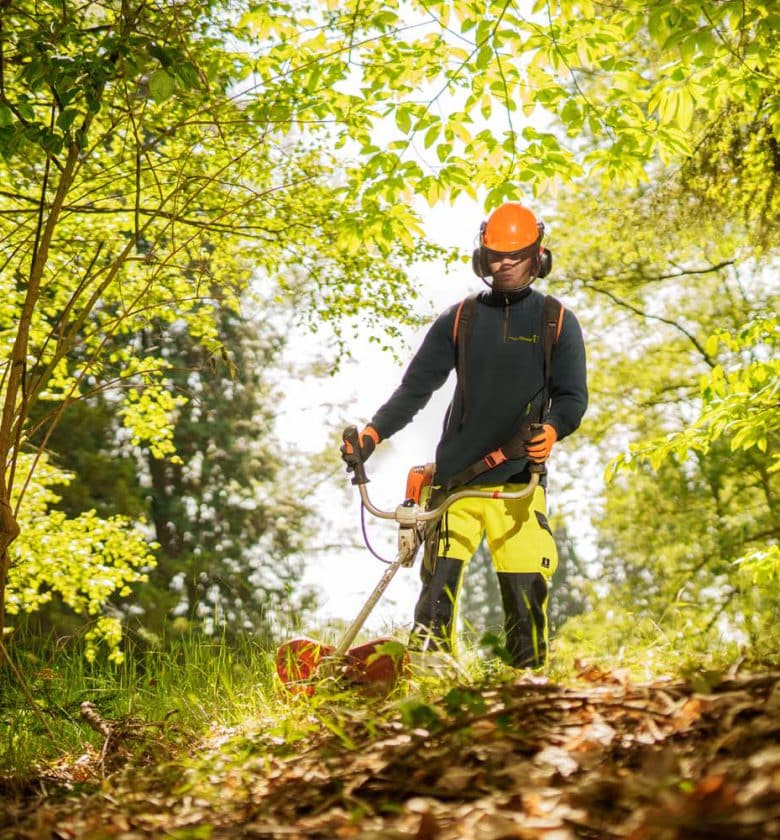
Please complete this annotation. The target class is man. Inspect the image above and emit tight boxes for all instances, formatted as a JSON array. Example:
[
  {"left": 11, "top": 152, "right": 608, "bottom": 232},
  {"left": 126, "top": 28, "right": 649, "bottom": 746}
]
[{"left": 342, "top": 202, "right": 588, "bottom": 668}]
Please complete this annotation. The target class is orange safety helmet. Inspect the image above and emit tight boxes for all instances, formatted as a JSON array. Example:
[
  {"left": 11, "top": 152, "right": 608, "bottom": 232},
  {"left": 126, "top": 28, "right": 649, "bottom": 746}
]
[
  {"left": 482, "top": 203, "right": 541, "bottom": 252},
  {"left": 471, "top": 202, "right": 552, "bottom": 280}
]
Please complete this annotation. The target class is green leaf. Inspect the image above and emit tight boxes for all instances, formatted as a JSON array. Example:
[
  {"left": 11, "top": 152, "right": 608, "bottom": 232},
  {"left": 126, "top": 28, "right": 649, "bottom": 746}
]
[
  {"left": 676, "top": 87, "right": 694, "bottom": 130},
  {"left": 647, "top": 8, "right": 666, "bottom": 43},
  {"left": 476, "top": 44, "right": 492, "bottom": 70},
  {"left": 424, "top": 122, "right": 439, "bottom": 149},
  {"left": 657, "top": 89, "right": 678, "bottom": 125},
  {"left": 148, "top": 43, "right": 174, "bottom": 67},
  {"left": 175, "top": 61, "right": 200, "bottom": 89},
  {"left": 396, "top": 105, "right": 412, "bottom": 135},
  {"left": 16, "top": 100, "right": 35, "bottom": 121},
  {"left": 436, "top": 142, "right": 452, "bottom": 163},
  {"left": 149, "top": 69, "right": 175, "bottom": 103},
  {"left": 560, "top": 98, "right": 581, "bottom": 128},
  {"left": 57, "top": 109, "right": 79, "bottom": 131}
]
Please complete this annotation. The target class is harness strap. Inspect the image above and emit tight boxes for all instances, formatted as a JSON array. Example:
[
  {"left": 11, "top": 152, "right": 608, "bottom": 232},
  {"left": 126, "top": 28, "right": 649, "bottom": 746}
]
[
  {"left": 441, "top": 424, "right": 533, "bottom": 492},
  {"left": 452, "top": 294, "right": 478, "bottom": 428},
  {"left": 541, "top": 294, "right": 564, "bottom": 422}
]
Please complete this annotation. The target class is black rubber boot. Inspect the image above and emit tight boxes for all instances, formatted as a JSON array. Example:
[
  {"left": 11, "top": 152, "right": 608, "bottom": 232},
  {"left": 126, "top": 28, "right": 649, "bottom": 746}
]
[
  {"left": 409, "top": 556, "right": 465, "bottom": 652},
  {"left": 497, "top": 572, "right": 549, "bottom": 668}
]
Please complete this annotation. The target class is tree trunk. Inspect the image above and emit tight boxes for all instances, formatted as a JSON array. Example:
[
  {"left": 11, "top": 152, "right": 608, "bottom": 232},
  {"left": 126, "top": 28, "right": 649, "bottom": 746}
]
[
  {"left": 0, "top": 499, "right": 21, "bottom": 641},
  {"left": 0, "top": 143, "right": 81, "bottom": 643}
]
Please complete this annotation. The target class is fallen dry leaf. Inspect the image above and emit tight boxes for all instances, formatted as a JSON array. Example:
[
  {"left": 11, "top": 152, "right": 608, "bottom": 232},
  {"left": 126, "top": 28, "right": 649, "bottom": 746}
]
[{"left": 5, "top": 668, "right": 780, "bottom": 840}]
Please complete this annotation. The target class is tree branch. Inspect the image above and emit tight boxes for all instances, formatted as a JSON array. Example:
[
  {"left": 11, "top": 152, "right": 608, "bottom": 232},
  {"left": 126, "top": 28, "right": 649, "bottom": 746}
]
[{"left": 581, "top": 280, "right": 716, "bottom": 367}]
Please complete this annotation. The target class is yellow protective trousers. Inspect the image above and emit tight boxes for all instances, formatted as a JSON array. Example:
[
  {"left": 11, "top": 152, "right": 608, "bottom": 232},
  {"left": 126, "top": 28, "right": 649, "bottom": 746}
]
[
  {"left": 411, "top": 483, "right": 558, "bottom": 668},
  {"left": 436, "top": 483, "right": 558, "bottom": 575}
]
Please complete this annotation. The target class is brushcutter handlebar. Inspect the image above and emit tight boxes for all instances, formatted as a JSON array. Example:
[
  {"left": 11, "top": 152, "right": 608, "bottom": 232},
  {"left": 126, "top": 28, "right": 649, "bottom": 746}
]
[
  {"left": 342, "top": 424, "right": 540, "bottom": 527},
  {"left": 356, "top": 473, "right": 539, "bottom": 525},
  {"left": 335, "top": 473, "right": 539, "bottom": 661}
]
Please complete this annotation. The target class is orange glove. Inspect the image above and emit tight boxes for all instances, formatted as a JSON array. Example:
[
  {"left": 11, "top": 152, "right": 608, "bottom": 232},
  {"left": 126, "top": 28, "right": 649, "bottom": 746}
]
[
  {"left": 340, "top": 425, "right": 380, "bottom": 469},
  {"left": 525, "top": 423, "right": 557, "bottom": 463}
]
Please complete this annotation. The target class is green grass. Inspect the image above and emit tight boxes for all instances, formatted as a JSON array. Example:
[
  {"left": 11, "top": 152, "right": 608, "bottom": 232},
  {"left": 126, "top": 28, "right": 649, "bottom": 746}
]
[
  {"left": 0, "top": 630, "right": 279, "bottom": 779},
  {"left": 0, "top": 620, "right": 504, "bottom": 786},
  {"left": 0, "top": 623, "right": 452, "bottom": 784}
]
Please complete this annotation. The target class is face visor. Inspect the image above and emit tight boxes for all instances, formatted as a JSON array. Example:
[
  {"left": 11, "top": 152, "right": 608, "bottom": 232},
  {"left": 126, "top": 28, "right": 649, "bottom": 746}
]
[{"left": 484, "top": 241, "right": 540, "bottom": 264}]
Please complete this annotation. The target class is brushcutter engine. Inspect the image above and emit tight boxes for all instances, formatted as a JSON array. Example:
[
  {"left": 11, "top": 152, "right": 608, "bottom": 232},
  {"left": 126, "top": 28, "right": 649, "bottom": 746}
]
[
  {"left": 405, "top": 462, "right": 435, "bottom": 505},
  {"left": 397, "top": 463, "right": 436, "bottom": 567},
  {"left": 397, "top": 514, "right": 420, "bottom": 568}
]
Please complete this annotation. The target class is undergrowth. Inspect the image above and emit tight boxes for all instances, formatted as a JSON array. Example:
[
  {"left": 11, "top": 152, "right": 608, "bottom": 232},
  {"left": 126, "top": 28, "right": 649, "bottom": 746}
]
[{"left": 2, "top": 609, "right": 774, "bottom": 791}]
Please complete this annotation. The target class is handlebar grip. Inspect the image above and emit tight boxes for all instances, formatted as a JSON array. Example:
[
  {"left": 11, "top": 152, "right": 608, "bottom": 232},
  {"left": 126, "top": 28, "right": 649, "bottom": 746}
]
[
  {"left": 342, "top": 425, "right": 369, "bottom": 486},
  {"left": 525, "top": 423, "right": 548, "bottom": 475}
]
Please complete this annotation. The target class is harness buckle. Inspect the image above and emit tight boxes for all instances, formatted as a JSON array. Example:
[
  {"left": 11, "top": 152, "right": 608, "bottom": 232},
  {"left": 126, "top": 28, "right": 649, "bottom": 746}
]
[{"left": 483, "top": 449, "right": 507, "bottom": 468}]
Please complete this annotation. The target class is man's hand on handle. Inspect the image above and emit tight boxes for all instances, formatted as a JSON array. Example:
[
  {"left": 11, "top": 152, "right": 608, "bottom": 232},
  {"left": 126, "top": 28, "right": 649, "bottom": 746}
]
[
  {"left": 524, "top": 423, "right": 557, "bottom": 463},
  {"left": 340, "top": 425, "right": 380, "bottom": 471}
]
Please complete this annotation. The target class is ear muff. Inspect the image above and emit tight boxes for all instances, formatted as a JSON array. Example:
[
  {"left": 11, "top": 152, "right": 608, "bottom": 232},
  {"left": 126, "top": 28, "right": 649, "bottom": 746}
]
[
  {"left": 537, "top": 247, "right": 552, "bottom": 278},
  {"left": 471, "top": 221, "right": 490, "bottom": 277},
  {"left": 533, "top": 220, "right": 552, "bottom": 279}
]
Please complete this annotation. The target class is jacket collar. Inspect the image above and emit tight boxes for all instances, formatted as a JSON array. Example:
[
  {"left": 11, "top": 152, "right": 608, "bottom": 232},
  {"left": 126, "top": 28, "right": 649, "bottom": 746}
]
[{"left": 478, "top": 286, "right": 533, "bottom": 307}]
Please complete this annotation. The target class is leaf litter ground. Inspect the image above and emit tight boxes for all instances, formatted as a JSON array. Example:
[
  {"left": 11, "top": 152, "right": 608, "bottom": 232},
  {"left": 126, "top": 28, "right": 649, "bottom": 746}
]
[{"left": 3, "top": 665, "right": 780, "bottom": 839}]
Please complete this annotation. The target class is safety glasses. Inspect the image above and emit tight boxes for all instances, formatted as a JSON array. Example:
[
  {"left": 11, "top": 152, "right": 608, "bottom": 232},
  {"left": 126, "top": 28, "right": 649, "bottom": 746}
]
[{"left": 485, "top": 243, "right": 538, "bottom": 263}]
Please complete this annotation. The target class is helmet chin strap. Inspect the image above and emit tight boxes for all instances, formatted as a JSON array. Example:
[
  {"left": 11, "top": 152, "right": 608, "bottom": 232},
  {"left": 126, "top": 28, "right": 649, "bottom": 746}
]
[{"left": 479, "top": 272, "right": 537, "bottom": 292}]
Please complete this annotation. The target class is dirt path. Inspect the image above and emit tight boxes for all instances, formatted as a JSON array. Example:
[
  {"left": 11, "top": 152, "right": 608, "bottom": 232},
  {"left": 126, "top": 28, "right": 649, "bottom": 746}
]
[{"left": 4, "top": 667, "right": 780, "bottom": 839}]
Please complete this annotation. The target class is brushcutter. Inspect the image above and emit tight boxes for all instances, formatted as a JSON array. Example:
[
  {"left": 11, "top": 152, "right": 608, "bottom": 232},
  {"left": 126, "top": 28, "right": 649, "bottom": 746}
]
[{"left": 275, "top": 426, "right": 542, "bottom": 695}]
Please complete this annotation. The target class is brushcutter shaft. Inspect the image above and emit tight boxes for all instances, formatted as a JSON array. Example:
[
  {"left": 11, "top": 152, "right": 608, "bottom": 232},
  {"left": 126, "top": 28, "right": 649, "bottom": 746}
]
[{"left": 332, "top": 551, "right": 408, "bottom": 657}]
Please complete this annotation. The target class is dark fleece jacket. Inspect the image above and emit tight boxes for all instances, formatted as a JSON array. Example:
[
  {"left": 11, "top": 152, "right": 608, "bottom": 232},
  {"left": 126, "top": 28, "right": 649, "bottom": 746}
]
[{"left": 370, "top": 287, "right": 588, "bottom": 486}]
